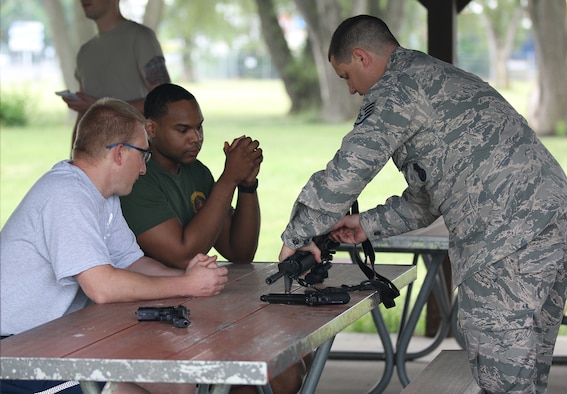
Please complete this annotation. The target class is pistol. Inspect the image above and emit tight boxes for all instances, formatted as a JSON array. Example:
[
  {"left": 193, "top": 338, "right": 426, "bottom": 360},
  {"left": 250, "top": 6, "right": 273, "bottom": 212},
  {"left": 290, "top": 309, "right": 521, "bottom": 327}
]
[{"left": 135, "top": 305, "right": 190, "bottom": 328}]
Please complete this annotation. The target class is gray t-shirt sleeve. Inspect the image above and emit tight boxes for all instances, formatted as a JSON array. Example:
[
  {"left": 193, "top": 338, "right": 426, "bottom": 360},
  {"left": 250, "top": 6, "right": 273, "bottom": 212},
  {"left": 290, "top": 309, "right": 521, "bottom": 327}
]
[{"left": 42, "top": 184, "right": 143, "bottom": 285}]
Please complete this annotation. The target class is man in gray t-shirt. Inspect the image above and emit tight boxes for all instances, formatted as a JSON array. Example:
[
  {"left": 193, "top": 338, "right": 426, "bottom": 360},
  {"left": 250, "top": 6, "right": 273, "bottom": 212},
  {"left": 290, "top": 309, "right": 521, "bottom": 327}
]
[{"left": 1, "top": 98, "right": 227, "bottom": 394}]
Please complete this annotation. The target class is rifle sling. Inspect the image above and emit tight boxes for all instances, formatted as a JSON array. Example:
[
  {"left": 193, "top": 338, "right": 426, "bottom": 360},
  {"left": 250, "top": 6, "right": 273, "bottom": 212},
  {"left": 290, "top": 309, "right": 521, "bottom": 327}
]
[
  {"left": 345, "top": 200, "right": 400, "bottom": 308},
  {"left": 289, "top": 201, "right": 400, "bottom": 308}
]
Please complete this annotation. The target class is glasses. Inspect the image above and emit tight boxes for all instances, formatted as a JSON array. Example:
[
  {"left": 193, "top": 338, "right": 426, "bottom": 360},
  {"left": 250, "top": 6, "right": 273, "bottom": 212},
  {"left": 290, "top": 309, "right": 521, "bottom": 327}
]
[{"left": 106, "top": 143, "right": 152, "bottom": 163}]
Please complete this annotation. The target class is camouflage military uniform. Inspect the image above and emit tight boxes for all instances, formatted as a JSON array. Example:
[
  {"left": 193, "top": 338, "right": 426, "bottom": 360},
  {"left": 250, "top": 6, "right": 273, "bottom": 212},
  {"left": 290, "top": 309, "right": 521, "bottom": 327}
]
[
  {"left": 281, "top": 47, "right": 567, "bottom": 393},
  {"left": 459, "top": 216, "right": 566, "bottom": 393}
]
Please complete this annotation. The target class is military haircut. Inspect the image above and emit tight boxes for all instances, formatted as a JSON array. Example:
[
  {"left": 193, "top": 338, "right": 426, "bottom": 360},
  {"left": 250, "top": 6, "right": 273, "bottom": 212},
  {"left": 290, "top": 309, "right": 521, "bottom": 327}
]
[
  {"left": 328, "top": 14, "right": 400, "bottom": 64},
  {"left": 144, "top": 83, "right": 196, "bottom": 120},
  {"left": 73, "top": 97, "right": 145, "bottom": 161}
]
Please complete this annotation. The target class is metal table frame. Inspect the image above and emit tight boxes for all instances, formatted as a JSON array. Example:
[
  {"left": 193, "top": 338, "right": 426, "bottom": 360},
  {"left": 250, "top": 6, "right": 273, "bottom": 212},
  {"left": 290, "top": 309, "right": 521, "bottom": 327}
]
[
  {"left": 332, "top": 231, "right": 567, "bottom": 390},
  {"left": 331, "top": 235, "right": 456, "bottom": 390}
]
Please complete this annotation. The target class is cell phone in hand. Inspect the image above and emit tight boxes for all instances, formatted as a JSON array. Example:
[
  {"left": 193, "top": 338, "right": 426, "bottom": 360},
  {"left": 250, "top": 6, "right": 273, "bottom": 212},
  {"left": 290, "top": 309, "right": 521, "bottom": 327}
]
[{"left": 55, "top": 90, "right": 79, "bottom": 100}]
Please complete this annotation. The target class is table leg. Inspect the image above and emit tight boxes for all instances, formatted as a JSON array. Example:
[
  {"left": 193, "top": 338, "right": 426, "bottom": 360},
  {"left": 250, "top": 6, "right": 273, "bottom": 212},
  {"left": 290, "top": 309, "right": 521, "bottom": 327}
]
[
  {"left": 258, "top": 383, "right": 274, "bottom": 393},
  {"left": 206, "top": 384, "right": 273, "bottom": 394},
  {"left": 400, "top": 255, "right": 453, "bottom": 361},
  {"left": 300, "top": 337, "right": 335, "bottom": 394},
  {"left": 326, "top": 251, "right": 417, "bottom": 391},
  {"left": 209, "top": 384, "right": 231, "bottom": 394},
  {"left": 316, "top": 307, "right": 396, "bottom": 393},
  {"left": 395, "top": 252, "right": 449, "bottom": 387},
  {"left": 80, "top": 381, "right": 102, "bottom": 394},
  {"left": 197, "top": 384, "right": 210, "bottom": 394},
  {"left": 366, "top": 306, "right": 395, "bottom": 394}
]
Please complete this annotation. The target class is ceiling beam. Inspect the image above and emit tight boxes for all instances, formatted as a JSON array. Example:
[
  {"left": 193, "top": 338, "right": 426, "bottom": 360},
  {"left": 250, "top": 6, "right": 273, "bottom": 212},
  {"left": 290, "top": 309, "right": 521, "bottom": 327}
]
[{"left": 416, "top": 0, "right": 473, "bottom": 64}]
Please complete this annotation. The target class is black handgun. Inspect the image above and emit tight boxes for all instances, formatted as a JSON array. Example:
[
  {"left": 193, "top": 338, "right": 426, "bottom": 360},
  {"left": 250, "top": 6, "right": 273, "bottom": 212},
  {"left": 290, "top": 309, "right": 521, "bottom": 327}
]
[
  {"left": 135, "top": 305, "right": 190, "bottom": 328},
  {"left": 266, "top": 235, "right": 339, "bottom": 293},
  {"left": 261, "top": 290, "right": 350, "bottom": 306}
]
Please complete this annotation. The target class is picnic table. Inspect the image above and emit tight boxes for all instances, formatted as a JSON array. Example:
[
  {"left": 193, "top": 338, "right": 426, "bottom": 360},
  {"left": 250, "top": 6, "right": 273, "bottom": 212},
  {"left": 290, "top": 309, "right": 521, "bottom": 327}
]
[{"left": 0, "top": 262, "right": 416, "bottom": 394}]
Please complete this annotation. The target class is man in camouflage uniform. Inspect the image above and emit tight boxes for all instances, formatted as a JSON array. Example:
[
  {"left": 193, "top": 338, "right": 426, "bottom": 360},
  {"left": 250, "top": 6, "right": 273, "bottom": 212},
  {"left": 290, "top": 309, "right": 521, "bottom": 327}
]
[{"left": 279, "top": 15, "right": 567, "bottom": 393}]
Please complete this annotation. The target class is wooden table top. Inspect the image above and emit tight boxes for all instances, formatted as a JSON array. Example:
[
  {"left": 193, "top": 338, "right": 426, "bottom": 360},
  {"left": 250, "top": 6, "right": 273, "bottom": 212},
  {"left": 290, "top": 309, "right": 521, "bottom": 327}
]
[{"left": 0, "top": 262, "right": 416, "bottom": 386}]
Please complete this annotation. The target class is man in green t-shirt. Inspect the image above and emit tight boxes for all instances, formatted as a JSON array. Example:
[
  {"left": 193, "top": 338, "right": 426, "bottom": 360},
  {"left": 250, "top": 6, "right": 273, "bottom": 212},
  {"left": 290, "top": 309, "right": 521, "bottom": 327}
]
[
  {"left": 121, "top": 83, "right": 308, "bottom": 394},
  {"left": 121, "top": 83, "right": 262, "bottom": 270}
]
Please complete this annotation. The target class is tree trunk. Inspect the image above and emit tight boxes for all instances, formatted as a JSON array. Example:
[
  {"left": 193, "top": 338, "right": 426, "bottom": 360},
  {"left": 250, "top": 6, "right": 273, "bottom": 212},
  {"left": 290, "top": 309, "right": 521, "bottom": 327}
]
[
  {"left": 143, "top": 0, "right": 164, "bottom": 31},
  {"left": 478, "top": 2, "right": 524, "bottom": 89},
  {"left": 527, "top": 0, "right": 567, "bottom": 136},
  {"left": 254, "top": 0, "right": 320, "bottom": 113},
  {"left": 295, "top": 0, "right": 361, "bottom": 122},
  {"left": 43, "top": 0, "right": 95, "bottom": 91},
  {"left": 385, "top": 0, "right": 406, "bottom": 38},
  {"left": 368, "top": 0, "right": 406, "bottom": 38},
  {"left": 293, "top": 0, "right": 406, "bottom": 122},
  {"left": 42, "top": 0, "right": 78, "bottom": 90}
]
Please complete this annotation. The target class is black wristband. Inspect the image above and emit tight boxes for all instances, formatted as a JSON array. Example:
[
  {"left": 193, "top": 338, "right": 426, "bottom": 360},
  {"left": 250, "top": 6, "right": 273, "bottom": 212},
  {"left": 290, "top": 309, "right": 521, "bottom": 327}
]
[{"left": 238, "top": 179, "right": 258, "bottom": 194}]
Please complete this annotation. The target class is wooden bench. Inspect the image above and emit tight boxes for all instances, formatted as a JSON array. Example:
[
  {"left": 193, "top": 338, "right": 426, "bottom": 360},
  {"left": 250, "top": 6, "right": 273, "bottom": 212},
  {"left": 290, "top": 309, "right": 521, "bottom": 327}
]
[{"left": 401, "top": 350, "right": 482, "bottom": 394}]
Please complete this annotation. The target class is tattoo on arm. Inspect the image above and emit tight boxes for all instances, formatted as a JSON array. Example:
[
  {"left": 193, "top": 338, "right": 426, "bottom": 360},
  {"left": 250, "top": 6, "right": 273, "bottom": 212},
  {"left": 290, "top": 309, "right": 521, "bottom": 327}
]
[{"left": 143, "top": 56, "right": 171, "bottom": 88}]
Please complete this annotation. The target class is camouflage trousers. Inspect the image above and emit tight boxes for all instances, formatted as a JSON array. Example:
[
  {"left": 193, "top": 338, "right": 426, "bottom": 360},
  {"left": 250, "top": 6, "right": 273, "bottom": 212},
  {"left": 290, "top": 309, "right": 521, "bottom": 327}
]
[{"left": 458, "top": 214, "right": 567, "bottom": 394}]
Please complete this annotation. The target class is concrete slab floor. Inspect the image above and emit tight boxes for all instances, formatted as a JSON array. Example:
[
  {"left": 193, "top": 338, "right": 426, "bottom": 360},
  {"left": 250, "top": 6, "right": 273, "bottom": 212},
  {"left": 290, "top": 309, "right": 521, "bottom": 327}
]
[{"left": 314, "top": 333, "right": 567, "bottom": 394}]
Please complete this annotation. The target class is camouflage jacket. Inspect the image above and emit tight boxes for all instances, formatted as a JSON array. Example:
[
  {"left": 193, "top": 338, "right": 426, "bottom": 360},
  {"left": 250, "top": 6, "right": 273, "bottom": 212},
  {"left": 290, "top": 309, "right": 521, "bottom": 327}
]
[{"left": 282, "top": 47, "right": 567, "bottom": 286}]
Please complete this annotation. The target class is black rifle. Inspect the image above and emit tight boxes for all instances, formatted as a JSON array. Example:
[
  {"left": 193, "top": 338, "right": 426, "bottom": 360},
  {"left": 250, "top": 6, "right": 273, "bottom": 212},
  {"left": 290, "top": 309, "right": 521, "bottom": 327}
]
[
  {"left": 262, "top": 228, "right": 400, "bottom": 309},
  {"left": 261, "top": 290, "right": 350, "bottom": 306},
  {"left": 136, "top": 305, "right": 190, "bottom": 328},
  {"left": 265, "top": 235, "right": 339, "bottom": 293}
]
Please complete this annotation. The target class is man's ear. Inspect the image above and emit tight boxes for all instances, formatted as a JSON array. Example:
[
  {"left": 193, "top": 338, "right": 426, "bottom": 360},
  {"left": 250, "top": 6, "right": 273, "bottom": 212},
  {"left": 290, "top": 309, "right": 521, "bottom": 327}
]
[
  {"left": 352, "top": 48, "right": 370, "bottom": 67},
  {"left": 145, "top": 119, "right": 157, "bottom": 138},
  {"left": 110, "top": 144, "right": 124, "bottom": 165}
]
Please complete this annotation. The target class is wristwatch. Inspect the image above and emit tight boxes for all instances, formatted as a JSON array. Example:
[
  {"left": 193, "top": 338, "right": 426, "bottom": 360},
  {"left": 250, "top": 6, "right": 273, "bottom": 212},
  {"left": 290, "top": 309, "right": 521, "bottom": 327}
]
[{"left": 238, "top": 179, "right": 258, "bottom": 194}]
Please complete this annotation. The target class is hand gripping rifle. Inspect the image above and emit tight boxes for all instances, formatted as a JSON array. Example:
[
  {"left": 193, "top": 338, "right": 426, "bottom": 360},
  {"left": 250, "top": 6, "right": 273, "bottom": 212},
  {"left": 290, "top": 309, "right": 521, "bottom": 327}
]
[
  {"left": 265, "top": 235, "right": 339, "bottom": 294},
  {"left": 262, "top": 235, "right": 351, "bottom": 306},
  {"left": 262, "top": 225, "right": 400, "bottom": 309}
]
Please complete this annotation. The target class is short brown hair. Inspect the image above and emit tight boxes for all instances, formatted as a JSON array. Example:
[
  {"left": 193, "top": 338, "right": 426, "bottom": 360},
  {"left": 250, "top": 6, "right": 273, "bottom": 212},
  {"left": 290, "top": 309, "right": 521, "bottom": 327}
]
[
  {"left": 328, "top": 15, "right": 399, "bottom": 64},
  {"left": 73, "top": 98, "right": 146, "bottom": 161}
]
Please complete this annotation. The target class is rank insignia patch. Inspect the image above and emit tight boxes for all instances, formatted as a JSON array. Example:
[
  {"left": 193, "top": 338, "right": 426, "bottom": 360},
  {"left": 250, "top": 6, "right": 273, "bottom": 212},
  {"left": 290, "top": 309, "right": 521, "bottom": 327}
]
[{"left": 354, "top": 101, "right": 375, "bottom": 125}]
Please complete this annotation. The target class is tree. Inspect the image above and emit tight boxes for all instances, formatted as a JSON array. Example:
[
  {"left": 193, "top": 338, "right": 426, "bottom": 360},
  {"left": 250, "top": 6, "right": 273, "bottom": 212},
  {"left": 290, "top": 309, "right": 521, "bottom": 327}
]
[
  {"left": 161, "top": 0, "right": 264, "bottom": 82},
  {"left": 37, "top": 0, "right": 411, "bottom": 121},
  {"left": 254, "top": 0, "right": 320, "bottom": 113},
  {"left": 526, "top": 0, "right": 567, "bottom": 136},
  {"left": 42, "top": 0, "right": 96, "bottom": 91},
  {"left": 293, "top": 0, "right": 360, "bottom": 122},
  {"left": 292, "top": 0, "right": 407, "bottom": 121},
  {"left": 471, "top": 0, "right": 526, "bottom": 89},
  {"left": 142, "top": 0, "right": 164, "bottom": 31}
]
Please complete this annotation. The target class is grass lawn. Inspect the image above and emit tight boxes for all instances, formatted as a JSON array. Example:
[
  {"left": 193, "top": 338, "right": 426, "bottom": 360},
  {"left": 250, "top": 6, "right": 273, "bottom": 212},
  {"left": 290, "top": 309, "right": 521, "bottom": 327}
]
[{"left": 1, "top": 79, "right": 566, "bottom": 335}]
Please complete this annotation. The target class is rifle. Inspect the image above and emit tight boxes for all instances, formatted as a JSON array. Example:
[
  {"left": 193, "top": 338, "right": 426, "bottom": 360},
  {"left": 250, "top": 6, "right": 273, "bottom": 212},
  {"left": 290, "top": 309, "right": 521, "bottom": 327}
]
[
  {"left": 260, "top": 290, "right": 350, "bottom": 306},
  {"left": 265, "top": 235, "right": 339, "bottom": 293},
  {"left": 262, "top": 231, "right": 400, "bottom": 309}
]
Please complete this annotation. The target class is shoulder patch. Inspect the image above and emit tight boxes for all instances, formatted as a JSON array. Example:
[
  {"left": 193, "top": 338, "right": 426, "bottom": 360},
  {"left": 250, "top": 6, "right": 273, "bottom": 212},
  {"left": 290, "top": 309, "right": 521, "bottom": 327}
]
[{"left": 354, "top": 101, "right": 375, "bottom": 126}]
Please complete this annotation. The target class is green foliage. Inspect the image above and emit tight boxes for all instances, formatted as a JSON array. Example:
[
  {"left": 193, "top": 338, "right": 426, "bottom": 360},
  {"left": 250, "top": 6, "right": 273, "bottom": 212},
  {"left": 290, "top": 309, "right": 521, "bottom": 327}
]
[
  {"left": 162, "top": 0, "right": 256, "bottom": 43},
  {"left": 0, "top": 89, "right": 28, "bottom": 127},
  {"left": 0, "top": 81, "right": 74, "bottom": 128},
  {"left": 556, "top": 121, "right": 567, "bottom": 137}
]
